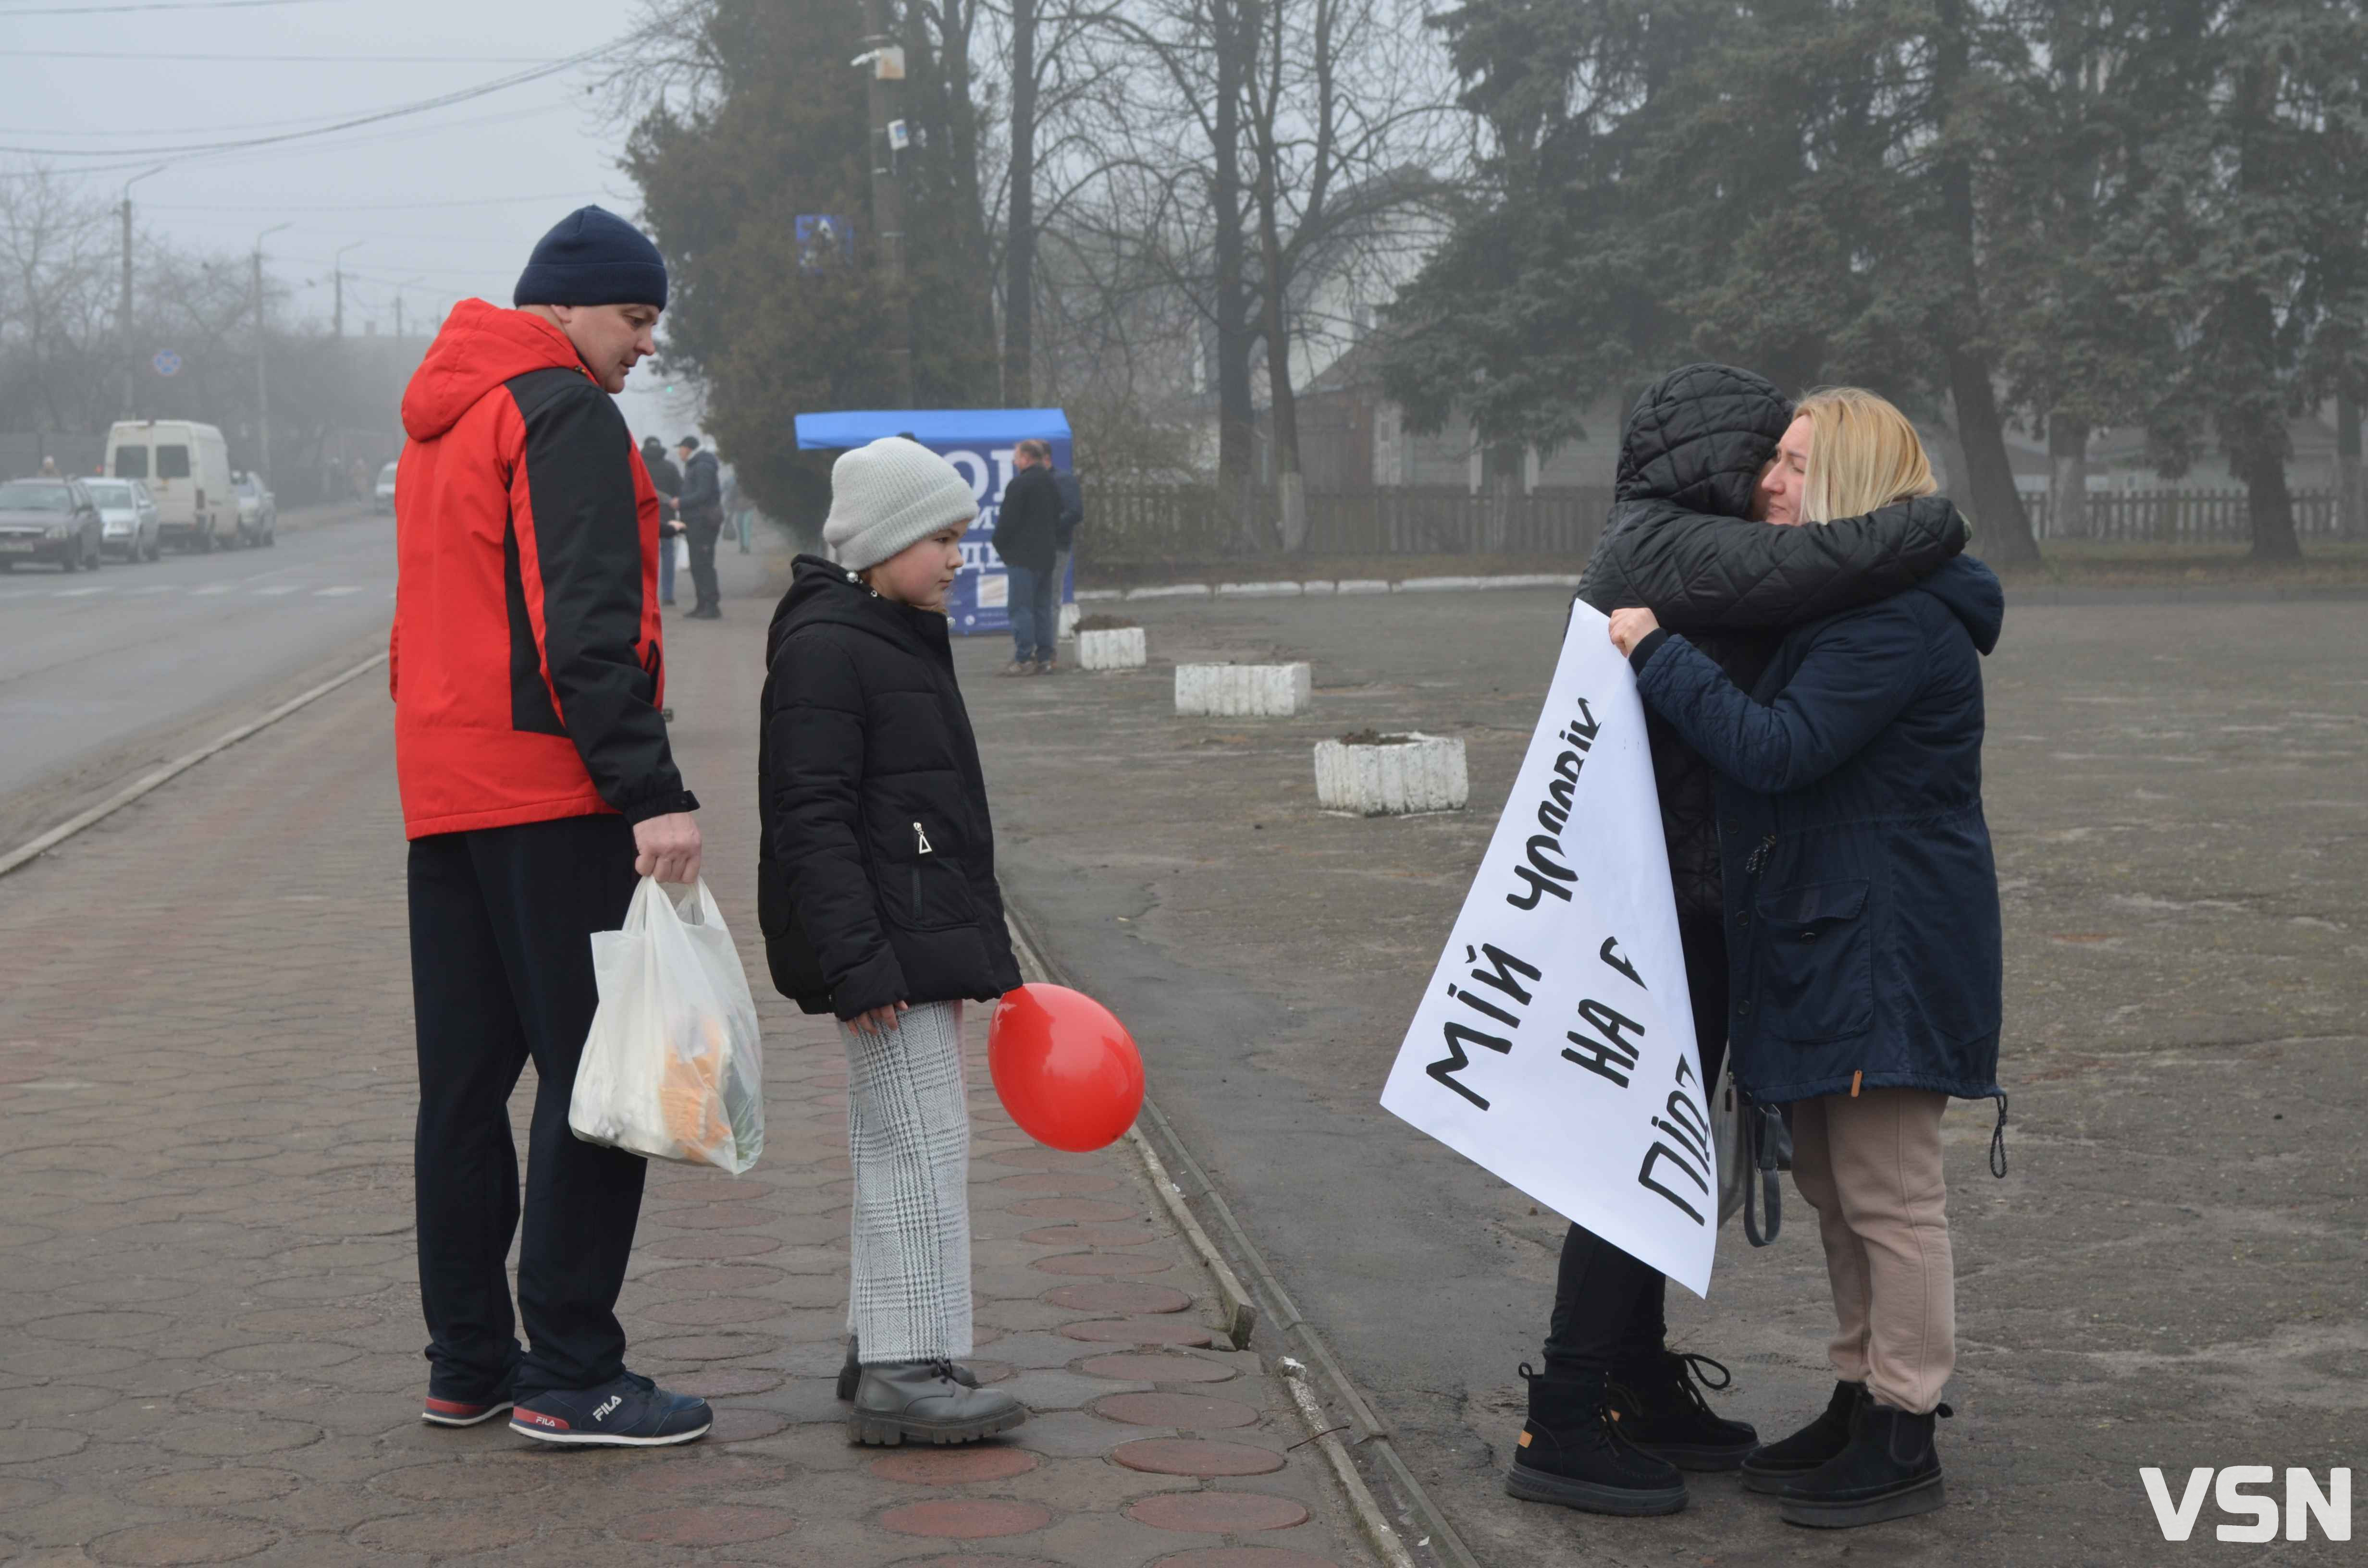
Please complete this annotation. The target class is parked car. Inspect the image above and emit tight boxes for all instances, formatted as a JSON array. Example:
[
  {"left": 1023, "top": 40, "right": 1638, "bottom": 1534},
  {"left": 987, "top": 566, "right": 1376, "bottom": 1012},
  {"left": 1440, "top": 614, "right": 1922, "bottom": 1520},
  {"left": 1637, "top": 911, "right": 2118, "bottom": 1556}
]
[
  {"left": 84, "top": 477, "right": 161, "bottom": 562},
  {"left": 374, "top": 460, "right": 398, "bottom": 514},
  {"left": 232, "top": 471, "right": 277, "bottom": 547},
  {"left": 0, "top": 478, "right": 105, "bottom": 572},
  {"left": 107, "top": 419, "right": 233, "bottom": 551}
]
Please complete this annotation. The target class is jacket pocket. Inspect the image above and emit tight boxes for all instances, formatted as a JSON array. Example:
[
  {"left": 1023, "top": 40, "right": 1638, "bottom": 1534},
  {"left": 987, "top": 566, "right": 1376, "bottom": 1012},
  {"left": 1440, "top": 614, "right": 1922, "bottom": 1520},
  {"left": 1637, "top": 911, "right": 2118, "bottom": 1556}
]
[
  {"left": 1754, "top": 879, "right": 1873, "bottom": 1044},
  {"left": 876, "top": 814, "right": 977, "bottom": 933}
]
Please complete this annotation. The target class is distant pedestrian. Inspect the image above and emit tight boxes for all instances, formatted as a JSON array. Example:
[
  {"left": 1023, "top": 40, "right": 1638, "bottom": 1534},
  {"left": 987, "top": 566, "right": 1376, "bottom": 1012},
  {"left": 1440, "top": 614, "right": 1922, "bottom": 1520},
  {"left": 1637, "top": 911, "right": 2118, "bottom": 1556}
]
[
  {"left": 677, "top": 435, "right": 724, "bottom": 618},
  {"left": 722, "top": 459, "right": 752, "bottom": 553},
  {"left": 642, "top": 434, "right": 683, "bottom": 607},
  {"left": 37, "top": 455, "right": 58, "bottom": 477},
  {"left": 391, "top": 204, "right": 711, "bottom": 1448},
  {"left": 995, "top": 438, "right": 1061, "bottom": 674},
  {"left": 757, "top": 436, "right": 1029, "bottom": 1446},
  {"left": 1609, "top": 386, "right": 2004, "bottom": 1529},
  {"left": 1052, "top": 459, "right": 1083, "bottom": 647}
]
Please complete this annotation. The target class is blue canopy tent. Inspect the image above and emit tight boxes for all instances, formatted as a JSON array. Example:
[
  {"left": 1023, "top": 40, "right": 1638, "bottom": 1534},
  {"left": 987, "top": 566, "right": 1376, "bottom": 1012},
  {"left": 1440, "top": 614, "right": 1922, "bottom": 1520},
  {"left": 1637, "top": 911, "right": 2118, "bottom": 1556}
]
[{"left": 793, "top": 409, "right": 1073, "bottom": 636}]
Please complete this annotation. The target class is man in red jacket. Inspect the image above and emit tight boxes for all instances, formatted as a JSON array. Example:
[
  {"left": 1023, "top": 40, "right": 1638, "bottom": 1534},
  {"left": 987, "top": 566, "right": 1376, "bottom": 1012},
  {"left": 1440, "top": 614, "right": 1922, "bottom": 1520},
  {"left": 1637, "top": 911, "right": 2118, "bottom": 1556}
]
[{"left": 393, "top": 206, "right": 710, "bottom": 1447}]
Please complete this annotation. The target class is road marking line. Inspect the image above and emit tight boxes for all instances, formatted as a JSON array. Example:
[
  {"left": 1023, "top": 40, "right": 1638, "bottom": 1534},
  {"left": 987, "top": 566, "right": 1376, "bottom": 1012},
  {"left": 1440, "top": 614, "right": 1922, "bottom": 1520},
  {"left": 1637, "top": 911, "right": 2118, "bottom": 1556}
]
[
  {"left": 129, "top": 584, "right": 178, "bottom": 595},
  {"left": 253, "top": 585, "right": 301, "bottom": 596},
  {"left": 0, "top": 652, "right": 388, "bottom": 882},
  {"left": 313, "top": 586, "right": 360, "bottom": 597},
  {"left": 53, "top": 587, "right": 109, "bottom": 598},
  {"left": 190, "top": 584, "right": 231, "bottom": 596}
]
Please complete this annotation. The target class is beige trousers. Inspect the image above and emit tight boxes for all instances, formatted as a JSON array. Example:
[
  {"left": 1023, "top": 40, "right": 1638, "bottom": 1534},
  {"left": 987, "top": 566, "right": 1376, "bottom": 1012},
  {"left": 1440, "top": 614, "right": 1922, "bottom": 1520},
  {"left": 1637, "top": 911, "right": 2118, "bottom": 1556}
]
[{"left": 1788, "top": 1089, "right": 1955, "bottom": 1414}]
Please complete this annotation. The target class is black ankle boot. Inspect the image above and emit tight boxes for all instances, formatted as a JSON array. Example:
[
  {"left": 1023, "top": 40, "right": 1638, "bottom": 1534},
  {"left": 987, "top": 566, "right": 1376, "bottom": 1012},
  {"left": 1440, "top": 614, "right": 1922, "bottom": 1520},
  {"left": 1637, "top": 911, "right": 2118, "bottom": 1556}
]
[
  {"left": 1778, "top": 1400, "right": 1949, "bottom": 1528},
  {"left": 1503, "top": 1364, "right": 1688, "bottom": 1516},
  {"left": 1742, "top": 1380, "right": 1870, "bottom": 1494},
  {"left": 1607, "top": 1350, "right": 1759, "bottom": 1471}
]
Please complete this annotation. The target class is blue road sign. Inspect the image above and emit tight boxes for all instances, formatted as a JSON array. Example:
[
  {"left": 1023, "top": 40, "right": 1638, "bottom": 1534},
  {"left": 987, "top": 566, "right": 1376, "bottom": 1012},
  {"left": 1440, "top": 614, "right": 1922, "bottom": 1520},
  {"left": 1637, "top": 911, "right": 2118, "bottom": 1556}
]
[{"left": 152, "top": 350, "right": 182, "bottom": 378}]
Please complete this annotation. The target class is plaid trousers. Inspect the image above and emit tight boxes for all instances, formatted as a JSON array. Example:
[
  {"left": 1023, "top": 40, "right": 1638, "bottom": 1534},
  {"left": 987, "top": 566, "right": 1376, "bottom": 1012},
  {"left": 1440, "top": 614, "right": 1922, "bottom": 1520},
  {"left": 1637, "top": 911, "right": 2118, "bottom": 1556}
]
[{"left": 839, "top": 1000, "right": 973, "bottom": 1364}]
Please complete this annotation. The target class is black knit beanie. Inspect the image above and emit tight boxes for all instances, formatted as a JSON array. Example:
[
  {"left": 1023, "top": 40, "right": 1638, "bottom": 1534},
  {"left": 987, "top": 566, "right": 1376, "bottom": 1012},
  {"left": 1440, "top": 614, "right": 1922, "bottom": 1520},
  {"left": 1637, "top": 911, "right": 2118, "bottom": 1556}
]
[{"left": 513, "top": 206, "right": 668, "bottom": 310}]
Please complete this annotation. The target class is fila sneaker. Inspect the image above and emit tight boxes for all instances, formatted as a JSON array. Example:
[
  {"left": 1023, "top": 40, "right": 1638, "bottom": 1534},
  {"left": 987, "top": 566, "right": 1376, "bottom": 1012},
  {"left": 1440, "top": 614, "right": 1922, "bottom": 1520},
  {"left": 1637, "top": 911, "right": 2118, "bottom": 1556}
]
[
  {"left": 509, "top": 1372, "right": 711, "bottom": 1447},
  {"left": 421, "top": 1369, "right": 516, "bottom": 1427}
]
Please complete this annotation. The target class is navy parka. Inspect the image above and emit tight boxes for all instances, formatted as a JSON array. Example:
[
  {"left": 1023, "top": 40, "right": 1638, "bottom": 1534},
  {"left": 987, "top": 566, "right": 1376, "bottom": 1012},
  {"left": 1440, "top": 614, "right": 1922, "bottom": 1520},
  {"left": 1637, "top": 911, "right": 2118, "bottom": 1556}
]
[{"left": 1629, "top": 556, "right": 2007, "bottom": 1108}]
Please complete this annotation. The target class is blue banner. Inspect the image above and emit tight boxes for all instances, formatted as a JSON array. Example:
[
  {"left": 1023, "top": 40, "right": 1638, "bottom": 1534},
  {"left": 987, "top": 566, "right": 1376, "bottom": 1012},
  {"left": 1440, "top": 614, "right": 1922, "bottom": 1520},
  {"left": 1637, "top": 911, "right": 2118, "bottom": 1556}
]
[{"left": 795, "top": 409, "right": 1073, "bottom": 636}]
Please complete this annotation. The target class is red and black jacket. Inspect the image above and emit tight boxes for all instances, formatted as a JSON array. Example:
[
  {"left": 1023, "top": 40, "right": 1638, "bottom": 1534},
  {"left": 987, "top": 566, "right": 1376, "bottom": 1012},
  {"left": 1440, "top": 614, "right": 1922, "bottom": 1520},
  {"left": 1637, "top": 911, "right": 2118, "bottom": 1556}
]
[{"left": 390, "top": 299, "right": 693, "bottom": 839}]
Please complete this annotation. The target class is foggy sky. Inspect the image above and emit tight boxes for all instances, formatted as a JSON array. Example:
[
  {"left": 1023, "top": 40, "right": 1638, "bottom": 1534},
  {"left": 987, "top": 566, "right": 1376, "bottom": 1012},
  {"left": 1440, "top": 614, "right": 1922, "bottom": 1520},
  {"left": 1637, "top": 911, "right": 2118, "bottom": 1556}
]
[{"left": 10, "top": 0, "right": 697, "bottom": 441}]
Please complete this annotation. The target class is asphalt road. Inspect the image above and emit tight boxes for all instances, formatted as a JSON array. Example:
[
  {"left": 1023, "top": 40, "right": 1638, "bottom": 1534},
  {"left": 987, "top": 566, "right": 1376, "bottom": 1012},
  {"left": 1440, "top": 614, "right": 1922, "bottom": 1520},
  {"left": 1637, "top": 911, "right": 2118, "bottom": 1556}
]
[{"left": 0, "top": 503, "right": 392, "bottom": 841}]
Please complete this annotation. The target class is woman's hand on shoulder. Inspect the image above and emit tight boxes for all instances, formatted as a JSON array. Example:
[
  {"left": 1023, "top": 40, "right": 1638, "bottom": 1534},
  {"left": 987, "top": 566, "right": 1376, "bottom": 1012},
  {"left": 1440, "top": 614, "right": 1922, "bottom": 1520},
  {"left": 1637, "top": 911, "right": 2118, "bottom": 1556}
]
[{"left": 1608, "top": 606, "right": 1660, "bottom": 656}]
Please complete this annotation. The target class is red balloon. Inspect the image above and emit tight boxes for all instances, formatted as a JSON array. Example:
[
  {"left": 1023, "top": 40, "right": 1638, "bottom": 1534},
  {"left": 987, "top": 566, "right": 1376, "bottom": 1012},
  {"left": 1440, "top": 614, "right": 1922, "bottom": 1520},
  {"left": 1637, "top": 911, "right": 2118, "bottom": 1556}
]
[{"left": 988, "top": 984, "right": 1145, "bottom": 1152}]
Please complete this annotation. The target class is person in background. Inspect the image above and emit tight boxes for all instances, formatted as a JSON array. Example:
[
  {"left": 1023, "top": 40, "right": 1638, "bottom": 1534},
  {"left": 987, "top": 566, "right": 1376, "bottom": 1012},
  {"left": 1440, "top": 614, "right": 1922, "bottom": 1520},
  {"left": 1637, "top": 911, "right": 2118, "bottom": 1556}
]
[
  {"left": 677, "top": 434, "right": 725, "bottom": 619},
  {"left": 758, "top": 436, "right": 1029, "bottom": 1445},
  {"left": 722, "top": 459, "right": 752, "bottom": 553},
  {"left": 392, "top": 204, "right": 709, "bottom": 1448},
  {"left": 1609, "top": 386, "right": 2003, "bottom": 1529},
  {"left": 994, "top": 438, "right": 1061, "bottom": 675},
  {"left": 1051, "top": 459, "right": 1083, "bottom": 651},
  {"left": 642, "top": 434, "right": 683, "bottom": 607}
]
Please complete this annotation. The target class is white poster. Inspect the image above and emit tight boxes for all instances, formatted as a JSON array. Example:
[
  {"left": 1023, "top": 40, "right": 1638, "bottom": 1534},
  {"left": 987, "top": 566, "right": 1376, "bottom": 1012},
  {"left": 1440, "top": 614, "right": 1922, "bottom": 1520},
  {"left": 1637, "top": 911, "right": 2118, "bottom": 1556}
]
[{"left": 1379, "top": 602, "right": 1716, "bottom": 1297}]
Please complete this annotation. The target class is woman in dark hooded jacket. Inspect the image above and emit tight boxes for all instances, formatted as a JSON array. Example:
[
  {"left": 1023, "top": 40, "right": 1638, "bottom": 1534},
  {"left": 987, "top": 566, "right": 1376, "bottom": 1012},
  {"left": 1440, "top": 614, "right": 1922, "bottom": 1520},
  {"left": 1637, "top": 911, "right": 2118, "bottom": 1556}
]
[{"left": 1610, "top": 387, "right": 2005, "bottom": 1530}]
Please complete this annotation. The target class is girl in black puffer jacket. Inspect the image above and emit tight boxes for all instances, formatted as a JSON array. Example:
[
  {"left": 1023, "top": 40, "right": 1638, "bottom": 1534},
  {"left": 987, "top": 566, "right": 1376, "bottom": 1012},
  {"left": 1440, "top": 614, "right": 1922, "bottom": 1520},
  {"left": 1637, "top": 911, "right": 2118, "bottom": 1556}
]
[{"left": 758, "top": 438, "right": 1026, "bottom": 1448}]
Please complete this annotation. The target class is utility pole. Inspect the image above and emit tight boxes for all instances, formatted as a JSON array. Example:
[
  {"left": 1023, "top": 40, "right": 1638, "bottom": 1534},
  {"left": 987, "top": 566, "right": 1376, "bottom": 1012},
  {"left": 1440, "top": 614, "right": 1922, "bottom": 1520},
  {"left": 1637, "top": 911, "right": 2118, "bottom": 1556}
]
[
  {"left": 119, "top": 165, "right": 166, "bottom": 418},
  {"left": 253, "top": 222, "right": 291, "bottom": 480},
  {"left": 333, "top": 241, "right": 364, "bottom": 338},
  {"left": 859, "top": 0, "right": 913, "bottom": 407},
  {"left": 1003, "top": 0, "right": 1036, "bottom": 406}
]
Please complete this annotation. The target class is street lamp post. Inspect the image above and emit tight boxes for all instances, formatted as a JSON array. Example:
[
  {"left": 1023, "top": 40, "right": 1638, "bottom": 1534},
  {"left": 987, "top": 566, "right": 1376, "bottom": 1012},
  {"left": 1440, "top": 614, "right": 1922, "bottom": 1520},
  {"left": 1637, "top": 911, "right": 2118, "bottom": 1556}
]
[
  {"left": 119, "top": 164, "right": 167, "bottom": 419},
  {"left": 253, "top": 222, "right": 292, "bottom": 482},
  {"left": 333, "top": 241, "right": 365, "bottom": 338}
]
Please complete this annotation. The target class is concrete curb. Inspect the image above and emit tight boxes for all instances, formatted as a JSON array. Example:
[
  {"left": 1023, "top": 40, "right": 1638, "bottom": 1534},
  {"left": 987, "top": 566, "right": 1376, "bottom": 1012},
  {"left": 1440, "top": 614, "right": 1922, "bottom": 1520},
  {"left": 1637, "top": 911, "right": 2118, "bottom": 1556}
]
[
  {"left": 997, "top": 890, "right": 1485, "bottom": 1568},
  {"left": 1077, "top": 572, "right": 1581, "bottom": 602},
  {"left": 0, "top": 653, "right": 388, "bottom": 880}
]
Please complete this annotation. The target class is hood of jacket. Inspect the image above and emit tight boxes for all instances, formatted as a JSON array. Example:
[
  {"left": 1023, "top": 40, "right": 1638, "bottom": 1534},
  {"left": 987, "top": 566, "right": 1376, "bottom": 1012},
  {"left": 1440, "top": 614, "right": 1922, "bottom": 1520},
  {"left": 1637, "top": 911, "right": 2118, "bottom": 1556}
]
[
  {"left": 399, "top": 298, "right": 587, "bottom": 443},
  {"left": 1613, "top": 362, "right": 1795, "bottom": 518},
  {"left": 766, "top": 552, "right": 949, "bottom": 668},
  {"left": 1911, "top": 553, "right": 2004, "bottom": 655}
]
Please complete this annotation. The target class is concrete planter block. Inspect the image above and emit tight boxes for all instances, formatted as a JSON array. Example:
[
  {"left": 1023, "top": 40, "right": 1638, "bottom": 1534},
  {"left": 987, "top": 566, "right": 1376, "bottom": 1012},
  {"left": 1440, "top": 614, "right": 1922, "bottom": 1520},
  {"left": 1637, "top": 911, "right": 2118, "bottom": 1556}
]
[
  {"left": 1058, "top": 601, "right": 1083, "bottom": 641},
  {"left": 1174, "top": 662, "right": 1312, "bottom": 717},
  {"left": 1313, "top": 732, "right": 1469, "bottom": 816},
  {"left": 1078, "top": 626, "right": 1148, "bottom": 671}
]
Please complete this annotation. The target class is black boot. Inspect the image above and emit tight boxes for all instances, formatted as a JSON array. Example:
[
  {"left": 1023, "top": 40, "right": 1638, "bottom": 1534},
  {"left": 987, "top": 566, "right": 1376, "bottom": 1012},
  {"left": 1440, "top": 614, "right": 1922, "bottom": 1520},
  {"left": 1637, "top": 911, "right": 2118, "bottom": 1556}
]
[
  {"left": 1503, "top": 1364, "right": 1688, "bottom": 1516},
  {"left": 1778, "top": 1400, "right": 1949, "bottom": 1528},
  {"left": 838, "top": 1335, "right": 980, "bottom": 1400},
  {"left": 1741, "top": 1380, "right": 1870, "bottom": 1494},
  {"left": 1607, "top": 1350, "right": 1758, "bottom": 1471}
]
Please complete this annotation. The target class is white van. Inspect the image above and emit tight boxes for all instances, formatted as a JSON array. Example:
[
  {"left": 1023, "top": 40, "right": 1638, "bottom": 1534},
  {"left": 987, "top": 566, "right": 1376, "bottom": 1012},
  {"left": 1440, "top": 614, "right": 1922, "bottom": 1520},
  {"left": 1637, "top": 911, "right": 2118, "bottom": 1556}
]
[{"left": 107, "top": 420, "right": 234, "bottom": 551}]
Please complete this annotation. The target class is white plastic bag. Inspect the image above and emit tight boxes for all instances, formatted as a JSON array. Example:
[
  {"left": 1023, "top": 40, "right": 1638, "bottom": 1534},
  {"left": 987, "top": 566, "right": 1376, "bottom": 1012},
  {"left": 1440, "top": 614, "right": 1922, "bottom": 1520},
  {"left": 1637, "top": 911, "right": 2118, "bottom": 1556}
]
[
  {"left": 570, "top": 877, "right": 765, "bottom": 1175},
  {"left": 673, "top": 536, "right": 691, "bottom": 570}
]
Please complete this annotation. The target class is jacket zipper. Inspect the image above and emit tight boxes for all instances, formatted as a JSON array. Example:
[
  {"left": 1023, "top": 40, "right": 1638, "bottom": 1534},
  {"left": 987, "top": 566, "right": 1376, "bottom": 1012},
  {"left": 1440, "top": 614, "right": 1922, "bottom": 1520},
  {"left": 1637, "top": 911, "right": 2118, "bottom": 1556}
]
[
  {"left": 911, "top": 821, "right": 933, "bottom": 916},
  {"left": 1736, "top": 834, "right": 1777, "bottom": 1019}
]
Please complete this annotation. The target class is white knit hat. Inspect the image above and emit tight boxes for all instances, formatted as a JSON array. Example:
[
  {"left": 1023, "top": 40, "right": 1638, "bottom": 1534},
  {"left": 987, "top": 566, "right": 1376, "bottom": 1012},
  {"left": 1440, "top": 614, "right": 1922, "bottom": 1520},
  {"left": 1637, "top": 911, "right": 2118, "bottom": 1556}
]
[{"left": 822, "top": 437, "right": 979, "bottom": 571}]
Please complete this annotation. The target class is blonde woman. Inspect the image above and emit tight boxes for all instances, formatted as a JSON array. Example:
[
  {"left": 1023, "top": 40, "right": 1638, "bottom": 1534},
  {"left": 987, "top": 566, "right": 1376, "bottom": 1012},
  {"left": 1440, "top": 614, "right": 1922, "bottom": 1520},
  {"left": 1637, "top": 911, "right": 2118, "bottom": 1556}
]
[{"left": 1607, "top": 388, "right": 2005, "bottom": 1529}]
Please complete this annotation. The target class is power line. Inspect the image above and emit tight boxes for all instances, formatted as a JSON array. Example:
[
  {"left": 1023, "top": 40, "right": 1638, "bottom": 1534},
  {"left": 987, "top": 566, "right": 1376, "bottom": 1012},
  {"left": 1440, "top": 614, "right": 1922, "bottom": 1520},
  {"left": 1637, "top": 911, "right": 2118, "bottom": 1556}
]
[
  {"left": 147, "top": 189, "right": 610, "bottom": 214},
  {"left": 0, "top": 0, "right": 347, "bottom": 12},
  {"left": 0, "top": 36, "right": 629, "bottom": 159},
  {"left": 13, "top": 49, "right": 559, "bottom": 62}
]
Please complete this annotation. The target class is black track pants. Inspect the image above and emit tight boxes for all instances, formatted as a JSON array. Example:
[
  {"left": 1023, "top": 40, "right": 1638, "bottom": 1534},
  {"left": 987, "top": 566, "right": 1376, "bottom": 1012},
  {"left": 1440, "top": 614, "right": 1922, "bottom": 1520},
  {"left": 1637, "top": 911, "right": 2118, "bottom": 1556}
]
[
  {"left": 1541, "top": 911, "right": 1730, "bottom": 1377},
  {"left": 408, "top": 813, "right": 647, "bottom": 1399}
]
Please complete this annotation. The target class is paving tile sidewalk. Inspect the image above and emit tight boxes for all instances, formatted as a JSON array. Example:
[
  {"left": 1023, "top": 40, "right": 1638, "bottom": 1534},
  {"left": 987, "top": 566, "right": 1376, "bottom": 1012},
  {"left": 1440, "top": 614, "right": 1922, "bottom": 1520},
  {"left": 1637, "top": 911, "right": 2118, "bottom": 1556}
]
[{"left": 0, "top": 539, "right": 1375, "bottom": 1567}]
